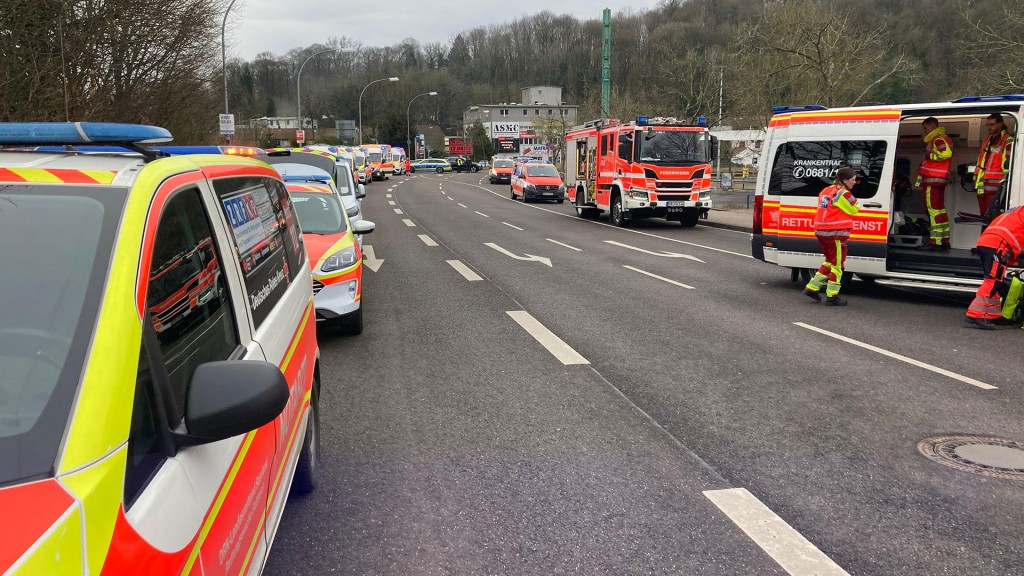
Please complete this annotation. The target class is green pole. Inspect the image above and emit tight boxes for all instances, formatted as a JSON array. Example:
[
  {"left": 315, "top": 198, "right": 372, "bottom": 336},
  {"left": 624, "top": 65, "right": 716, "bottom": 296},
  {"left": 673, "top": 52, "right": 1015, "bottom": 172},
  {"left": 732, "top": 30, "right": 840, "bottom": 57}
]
[{"left": 601, "top": 8, "right": 611, "bottom": 120}]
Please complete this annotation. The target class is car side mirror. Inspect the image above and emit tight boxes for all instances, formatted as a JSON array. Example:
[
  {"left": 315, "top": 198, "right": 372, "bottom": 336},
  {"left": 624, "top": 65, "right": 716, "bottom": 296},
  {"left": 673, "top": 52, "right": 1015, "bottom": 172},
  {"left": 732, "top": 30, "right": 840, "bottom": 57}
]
[
  {"left": 176, "top": 360, "right": 289, "bottom": 446},
  {"left": 356, "top": 183, "right": 366, "bottom": 199},
  {"left": 353, "top": 219, "right": 376, "bottom": 235}
]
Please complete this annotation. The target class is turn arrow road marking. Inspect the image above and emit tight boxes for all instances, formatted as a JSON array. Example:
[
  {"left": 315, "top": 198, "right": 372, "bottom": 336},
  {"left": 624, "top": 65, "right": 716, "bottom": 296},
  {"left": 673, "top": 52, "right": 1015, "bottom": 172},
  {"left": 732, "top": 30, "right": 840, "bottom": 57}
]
[
  {"left": 604, "top": 240, "right": 705, "bottom": 263},
  {"left": 484, "top": 243, "right": 552, "bottom": 267},
  {"left": 362, "top": 245, "right": 385, "bottom": 272}
]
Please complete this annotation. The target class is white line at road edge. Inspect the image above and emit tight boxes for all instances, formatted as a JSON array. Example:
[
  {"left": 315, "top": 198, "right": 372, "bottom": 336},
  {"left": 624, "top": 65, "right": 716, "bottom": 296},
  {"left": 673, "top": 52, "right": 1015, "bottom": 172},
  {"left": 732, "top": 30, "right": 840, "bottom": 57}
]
[
  {"left": 546, "top": 238, "right": 582, "bottom": 251},
  {"left": 418, "top": 234, "right": 438, "bottom": 247},
  {"left": 503, "top": 222, "right": 524, "bottom": 230},
  {"left": 623, "top": 265, "right": 695, "bottom": 290},
  {"left": 402, "top": 219, "right": 416, "bottom": 228},
  {"left": 388, "top": 200, "right": 396, "bottom": 205},
  {"left": 506, "top": 311, "right": 589, "bottom": 365},
  {"left": 794, "top": 322, "right": 996, "bottom": 390},
  {"left": 393, "top": 208, "right": 404, "bottom": 214},
  {"left": 704, "top": 488, "right": 850, "bottom": 576},
  {"left": 447, "top": 260, "right": 482, "bottom": 281},
  {"left": 386, "top": 194, "right": 392, "bottom": 199},
  {"left": 475, "top": 211, "right": 490, "bottom": 218}
]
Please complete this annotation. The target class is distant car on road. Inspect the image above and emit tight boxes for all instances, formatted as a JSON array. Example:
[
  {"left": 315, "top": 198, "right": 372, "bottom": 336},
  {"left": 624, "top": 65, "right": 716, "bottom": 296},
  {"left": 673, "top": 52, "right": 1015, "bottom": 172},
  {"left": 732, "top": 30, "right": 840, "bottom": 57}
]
[
  {"left": 446, "top": 156, "right": 481, "bottom": 173},
  {"left": 488, "top": 158, "right": 515, "bottom": 184},
  {"left": 409, "top": 158, "right": 452, "bottom": 173},
  {"left": 511, "top": 162, "right": 566, "bottom": 203}
]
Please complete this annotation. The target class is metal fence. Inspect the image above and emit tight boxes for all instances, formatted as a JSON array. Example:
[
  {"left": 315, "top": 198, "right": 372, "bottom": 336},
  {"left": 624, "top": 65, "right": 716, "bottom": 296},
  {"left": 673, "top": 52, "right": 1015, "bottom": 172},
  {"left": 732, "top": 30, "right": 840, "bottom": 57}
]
[{"left": 714, "top": 177, "right": 757, "bottom": 208}]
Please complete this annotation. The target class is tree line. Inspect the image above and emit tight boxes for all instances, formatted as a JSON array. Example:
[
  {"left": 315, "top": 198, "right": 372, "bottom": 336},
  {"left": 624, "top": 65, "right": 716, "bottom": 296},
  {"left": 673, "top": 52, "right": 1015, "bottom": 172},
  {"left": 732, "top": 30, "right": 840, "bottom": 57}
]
[{"left": 2, "top": 0, "right": 1022, "bottom": 148}]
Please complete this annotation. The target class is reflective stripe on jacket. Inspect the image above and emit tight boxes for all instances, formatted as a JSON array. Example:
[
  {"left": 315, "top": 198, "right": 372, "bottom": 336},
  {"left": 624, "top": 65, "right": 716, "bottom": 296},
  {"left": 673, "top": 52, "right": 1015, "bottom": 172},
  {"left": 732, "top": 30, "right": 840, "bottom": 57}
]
[
  {"left": 814, "top": 184, "right": 860, "bottom": 232},
  {"left": 919, "top": 127, "right": 953, "bottom": 184},
  {"left": 977, "top": 130, "right": 1013, "bottom": 184}
]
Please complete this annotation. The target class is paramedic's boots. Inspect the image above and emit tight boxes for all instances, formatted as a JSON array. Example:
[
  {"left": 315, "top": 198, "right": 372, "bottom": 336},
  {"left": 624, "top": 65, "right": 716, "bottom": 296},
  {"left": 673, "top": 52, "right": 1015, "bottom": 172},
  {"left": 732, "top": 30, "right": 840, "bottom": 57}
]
[
  {"left": 823, "top": 296, "right": 848, "bottom": 307},
  {"left": 803, "top": 288, "right": 822, "bottom": 302},
  {"left": 964, "top": 316, "right": 997, "bottom": 330}
]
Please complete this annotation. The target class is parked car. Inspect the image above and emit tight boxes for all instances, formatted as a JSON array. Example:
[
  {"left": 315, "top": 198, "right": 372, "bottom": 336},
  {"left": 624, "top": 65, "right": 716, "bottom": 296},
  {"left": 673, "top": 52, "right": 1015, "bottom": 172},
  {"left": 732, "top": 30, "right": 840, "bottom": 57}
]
[
  {"left": 446, "top": 156, "right": 481, "bottom": 173},
  {"left": 0, "top": 122, "right": 320, "bottom": 574},
  {"left": 489, "top": 158, "right": 515, "bottom": 184},
  {"left": 511, "top": 162, "right": 566, "bottom": 203},
  {"left": 409, "top": 158, "right": 452, "bottom": 173}
]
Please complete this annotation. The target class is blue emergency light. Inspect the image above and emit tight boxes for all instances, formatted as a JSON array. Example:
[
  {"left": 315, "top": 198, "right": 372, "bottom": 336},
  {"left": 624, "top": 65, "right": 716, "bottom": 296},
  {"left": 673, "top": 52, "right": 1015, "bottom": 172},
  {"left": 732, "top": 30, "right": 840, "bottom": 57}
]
[
  {"left": 771, "top": 104, "right": 828, "bottom": 115},
  {"left": 0, "top": 122, "right": 172, "bottom": 145},
  {"left": 952, "top": 95, "right": 1024, "bottom": 103},
  {"left": 637, "top": 115, "right": 649, "bottom": 126},
  {"left": 697, "top": 116, "right": 708, "bottom": 126}
]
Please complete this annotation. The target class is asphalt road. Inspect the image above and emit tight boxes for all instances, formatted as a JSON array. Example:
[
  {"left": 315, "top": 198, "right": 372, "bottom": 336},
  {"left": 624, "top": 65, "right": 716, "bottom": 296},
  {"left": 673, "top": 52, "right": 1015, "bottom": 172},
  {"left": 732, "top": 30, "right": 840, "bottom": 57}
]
[{"left": 265, "top": 172, "right": 1024, "bottom": 575}]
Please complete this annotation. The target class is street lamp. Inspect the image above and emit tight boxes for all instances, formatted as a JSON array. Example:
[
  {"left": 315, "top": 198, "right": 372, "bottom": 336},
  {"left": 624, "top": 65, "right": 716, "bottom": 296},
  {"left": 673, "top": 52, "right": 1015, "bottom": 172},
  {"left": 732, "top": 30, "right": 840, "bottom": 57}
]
[
  {"left": 407, "top": 91, "right": 437, "bottom": 159},
  {"left": 221, "top": 0, "right": 239, "bottom": 142},
  {"left": 296, "top": 48, "right": 343, "bottom": 138},
  {"left": 358, "top": 77, "right": 399, "bottom": 144}
]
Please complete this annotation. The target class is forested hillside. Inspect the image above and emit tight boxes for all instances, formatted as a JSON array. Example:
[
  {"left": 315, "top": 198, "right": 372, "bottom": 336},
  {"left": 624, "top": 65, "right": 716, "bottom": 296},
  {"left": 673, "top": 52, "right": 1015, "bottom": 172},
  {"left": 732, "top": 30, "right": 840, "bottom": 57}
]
[{"left": 2, "top": 0, "right": 1022, "bottom": 144}]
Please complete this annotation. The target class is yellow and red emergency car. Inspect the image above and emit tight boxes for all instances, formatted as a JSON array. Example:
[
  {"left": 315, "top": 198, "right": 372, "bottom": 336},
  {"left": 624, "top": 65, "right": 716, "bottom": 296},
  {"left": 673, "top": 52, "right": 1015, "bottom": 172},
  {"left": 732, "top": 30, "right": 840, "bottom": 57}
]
[{"left": 0, "top": 123, "right": 321, "bottom": 575}]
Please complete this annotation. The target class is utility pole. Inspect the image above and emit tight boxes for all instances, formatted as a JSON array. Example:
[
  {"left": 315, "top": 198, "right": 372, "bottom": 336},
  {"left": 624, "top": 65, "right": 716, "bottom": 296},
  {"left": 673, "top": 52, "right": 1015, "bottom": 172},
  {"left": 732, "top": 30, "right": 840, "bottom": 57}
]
[
  {"left": 601, "top": 8, "right": 611, "bottom": 120},
  {"left": 716, "top": 67, "right": 723, "bottom": 179}
]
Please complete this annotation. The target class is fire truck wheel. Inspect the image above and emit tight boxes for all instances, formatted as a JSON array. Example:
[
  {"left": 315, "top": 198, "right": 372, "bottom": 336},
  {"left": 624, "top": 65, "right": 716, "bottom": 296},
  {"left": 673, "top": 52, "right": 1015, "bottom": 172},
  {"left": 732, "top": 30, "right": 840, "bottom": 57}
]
[
  {"left": 679, "top": 209, "right": 700, "bottom": 227},
  {"left": 610, "top": 196, "right": 625, "bottom": 227}
]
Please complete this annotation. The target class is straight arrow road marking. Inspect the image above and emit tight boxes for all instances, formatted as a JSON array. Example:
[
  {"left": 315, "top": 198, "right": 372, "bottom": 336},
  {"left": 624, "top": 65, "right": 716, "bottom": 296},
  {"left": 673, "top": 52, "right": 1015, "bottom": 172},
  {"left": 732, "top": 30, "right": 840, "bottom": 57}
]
[
  {"left": 605, "top": 240, "right": 705, "bottom": 263},
  {"left": 794, "top": 322, "right": 995, "bottom": 390},
  {"left": 546, "top": 238, "right": 581, "bottom": 251},
  {"left": 447, "top": 260, "right": 482, "bottom": 281},
  {"left": 623, "top": 266, "right": 694, "bottom": 289},
  {"left": 402, "top": 219, "right": 416, "bottom": 227},
  {"left": 704, "top": 488, "right": 850, "bottom": 576},
  {"left": 506, "top": 311, "right": 589, "bottom": 365},
  {"left": 503, "top": 222, "right": 523, "bottom": 230},
  {"left": 485, "top": 243, "right": 552, "bottom": 267},
  {"left": 362, "top": 245, "right": 384, "bottom": 272},
  {"left": 418, "top": 234, "right": 438, "bottom": 247}
]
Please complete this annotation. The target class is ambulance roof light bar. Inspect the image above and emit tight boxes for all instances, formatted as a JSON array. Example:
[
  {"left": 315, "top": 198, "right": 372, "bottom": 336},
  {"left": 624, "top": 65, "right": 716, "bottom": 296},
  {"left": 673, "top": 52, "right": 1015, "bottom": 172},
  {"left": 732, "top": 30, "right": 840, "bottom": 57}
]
[
  {"left": 0, "top": 122, "right": 172, "bottom": 145},
  {"left": 771, "top": 104, "right": 828, "bottom": 115},
  {"left": 952, "top": 94, "right": 1024, "bottom": 103}
]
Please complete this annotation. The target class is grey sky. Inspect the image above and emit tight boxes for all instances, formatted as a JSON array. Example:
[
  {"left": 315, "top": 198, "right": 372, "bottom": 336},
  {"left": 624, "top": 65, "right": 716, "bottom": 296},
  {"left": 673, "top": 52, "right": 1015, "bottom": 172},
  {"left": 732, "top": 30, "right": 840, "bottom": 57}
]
[{"left": 230, "top": 1, "right": 661, "bottom": 60}]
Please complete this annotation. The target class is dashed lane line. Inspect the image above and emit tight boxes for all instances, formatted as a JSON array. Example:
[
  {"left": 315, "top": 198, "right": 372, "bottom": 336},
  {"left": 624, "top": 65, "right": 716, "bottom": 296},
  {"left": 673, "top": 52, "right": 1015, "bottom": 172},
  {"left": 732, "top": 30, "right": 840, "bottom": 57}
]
[
  {"left": 475, "top": 211, "right": 490, "bottom": 218},
  {"left": 447, "top": 260, "right": 482, "bottom": 281},
  {"left": 704, "top": 488, "right": 850, "bottom": 576},
  {"left": 418, "top": 234, "right": 438, "bottom": 247},
  {"left": 503, "top": 222, "right": 523, "bottom": 230},
  {"left": 388, "top": 200, "right": 396, "bottom": 205},
  {"left": 623, "top": 265, "right": 695, "bottom": 290},
  {"left": 506, "top": 311, "right": 589, "bottom": 365},
  {"left": 794, "top": 322, "right": 995, "bottom": 390},
  {"left": 393, "top": 208, "right": 404, "bottom": 214},
  {"left": 402, "top": 219, "right": 416, "bottom": 227},
  {"left": 458, "top": 203, "right": 468, "bottom": 208},
  {"left": 546, "top": 238, "right": 581, "bottom": 251}
]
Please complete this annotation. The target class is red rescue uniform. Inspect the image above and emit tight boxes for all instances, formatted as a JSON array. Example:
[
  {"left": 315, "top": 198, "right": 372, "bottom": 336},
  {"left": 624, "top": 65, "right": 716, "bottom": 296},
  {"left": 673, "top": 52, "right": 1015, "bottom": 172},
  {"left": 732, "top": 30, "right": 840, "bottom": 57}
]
[
  {"left": 967, "top": 207, "right": 1024, "bottom": 320},
  {"left": 805, "top": 183, "right": 860, "bottom": 298}
]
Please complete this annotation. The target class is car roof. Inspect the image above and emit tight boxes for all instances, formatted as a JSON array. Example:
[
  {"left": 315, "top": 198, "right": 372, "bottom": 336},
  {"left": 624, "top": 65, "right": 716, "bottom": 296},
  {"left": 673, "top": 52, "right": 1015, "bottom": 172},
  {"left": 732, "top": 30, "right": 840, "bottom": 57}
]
[{"left": 285, "top": 182, "right": 334, "bottom": 195}]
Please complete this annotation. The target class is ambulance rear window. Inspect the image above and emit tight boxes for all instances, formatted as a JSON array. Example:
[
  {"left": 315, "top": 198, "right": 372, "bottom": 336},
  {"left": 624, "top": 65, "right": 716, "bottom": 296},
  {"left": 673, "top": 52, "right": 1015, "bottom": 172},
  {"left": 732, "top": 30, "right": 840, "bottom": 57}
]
[{"left": 768, "top": 140, "right": 888, "bottom": 199}]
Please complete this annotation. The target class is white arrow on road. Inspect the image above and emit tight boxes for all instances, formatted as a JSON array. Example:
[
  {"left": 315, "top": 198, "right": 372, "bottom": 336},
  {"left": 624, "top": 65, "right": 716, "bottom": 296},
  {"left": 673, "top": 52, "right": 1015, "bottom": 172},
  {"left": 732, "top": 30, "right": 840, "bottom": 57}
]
[
  {"left": 362, "top": 245, "right": 385, "bottom": 272},
  {"left": 604, "top": 240, "right": 705, "bottom": 263},
  {"left": 484, "top": 243, "right": 552, "bottom": 267}
]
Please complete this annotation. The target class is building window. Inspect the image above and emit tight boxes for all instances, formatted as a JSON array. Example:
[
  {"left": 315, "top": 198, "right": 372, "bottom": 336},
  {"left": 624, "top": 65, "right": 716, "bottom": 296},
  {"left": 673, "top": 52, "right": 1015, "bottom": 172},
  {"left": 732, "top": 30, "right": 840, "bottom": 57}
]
[
  {"left": 500, "top": 109, "right": 509, "bottom": 117},
  {"left": 548, "top": 109, "right": 553, "bottom": 116},
  {"left": 523, "top": 109, "right": 528, "bottom": 116}
]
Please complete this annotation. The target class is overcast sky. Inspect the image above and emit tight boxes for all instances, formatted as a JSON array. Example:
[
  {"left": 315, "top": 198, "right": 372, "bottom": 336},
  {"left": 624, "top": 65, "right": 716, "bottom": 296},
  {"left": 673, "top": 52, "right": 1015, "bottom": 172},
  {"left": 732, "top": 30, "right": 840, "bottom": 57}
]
[{"left": 230, "top": 1, "right": 661, "bottom": 60}]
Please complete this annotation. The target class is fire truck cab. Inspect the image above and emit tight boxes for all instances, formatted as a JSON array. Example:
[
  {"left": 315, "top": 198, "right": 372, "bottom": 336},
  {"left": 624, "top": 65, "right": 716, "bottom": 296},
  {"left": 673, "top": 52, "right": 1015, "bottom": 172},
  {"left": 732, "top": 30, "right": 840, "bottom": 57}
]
[
  {"left": 751, "top": 95, "right": 1022, "bottom": 292},
  {"left": 565, "top": 116, "right": 717, "bottom": 227}
]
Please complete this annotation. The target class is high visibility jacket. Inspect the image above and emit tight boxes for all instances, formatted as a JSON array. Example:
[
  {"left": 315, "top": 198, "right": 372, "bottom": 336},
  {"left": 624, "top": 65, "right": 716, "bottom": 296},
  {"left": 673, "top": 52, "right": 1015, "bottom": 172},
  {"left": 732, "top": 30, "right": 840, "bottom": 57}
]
[
  {"left": 977, "top": 206, "right": 1024, "bottom": 262},
  {"left": 976, "top": 130, "right": 1013, "bottom": 184},
  {"left": 918, "top": 127, "right": 953, "bottom": 185},
  {"left": 814, "top": 184, "right": 860, "bottom": 234}
]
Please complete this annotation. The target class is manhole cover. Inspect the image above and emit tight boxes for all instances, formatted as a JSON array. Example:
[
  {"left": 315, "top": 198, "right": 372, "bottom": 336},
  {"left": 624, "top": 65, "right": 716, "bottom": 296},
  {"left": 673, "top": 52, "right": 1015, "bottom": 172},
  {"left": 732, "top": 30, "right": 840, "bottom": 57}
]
[{"left": 918, "top": 435, "right": 1024, "bottom": 480}]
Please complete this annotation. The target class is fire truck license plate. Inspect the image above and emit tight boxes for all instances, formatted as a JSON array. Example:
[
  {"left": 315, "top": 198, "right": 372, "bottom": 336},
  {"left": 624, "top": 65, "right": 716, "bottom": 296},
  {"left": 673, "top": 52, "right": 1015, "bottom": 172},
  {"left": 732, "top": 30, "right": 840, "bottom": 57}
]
[{"left": 666, "top": 201, "right": 684, "bottom": 207}]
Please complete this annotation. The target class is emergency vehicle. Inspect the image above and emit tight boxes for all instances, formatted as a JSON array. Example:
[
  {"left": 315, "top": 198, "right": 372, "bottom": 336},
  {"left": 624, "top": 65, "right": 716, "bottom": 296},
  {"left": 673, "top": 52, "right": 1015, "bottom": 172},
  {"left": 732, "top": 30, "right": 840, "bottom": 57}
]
[
  {"left": 0, "top": 122, "right": 321, "bottom": 575},
  {"left": 751, "top": 95, "right": 1022, "bottom": 292},
  {"left": 361, "top": 143, "right": 393, "bottom": 180},
  {"left": 390, "top": 146, "right": 407, "bottom": 174},
  {"left": 565, "top": 116, "right": 717, "bottom": 227}
]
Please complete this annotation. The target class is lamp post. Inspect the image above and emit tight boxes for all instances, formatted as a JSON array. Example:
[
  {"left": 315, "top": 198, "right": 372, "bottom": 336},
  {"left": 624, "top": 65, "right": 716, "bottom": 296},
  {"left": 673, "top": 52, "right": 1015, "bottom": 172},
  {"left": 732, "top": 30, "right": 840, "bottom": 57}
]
[
  {"left": 407, "top": 91, "right": 437, "bottom": 160},
  {"left": 358, "top": 77, "right": 399, "bottom": 144},
  {"left": 220, "top": 0, "right": 239, "bottom": 143},
  {"left": 297, "top": 48, "right": 344, "bottom": 137}
]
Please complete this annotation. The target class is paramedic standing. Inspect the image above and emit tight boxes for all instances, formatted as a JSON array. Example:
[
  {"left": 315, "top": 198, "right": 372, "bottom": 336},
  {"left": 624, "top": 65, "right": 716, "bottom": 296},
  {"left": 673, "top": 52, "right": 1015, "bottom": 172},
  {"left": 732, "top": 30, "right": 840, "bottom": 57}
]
[
  {"left": 975, "top": 113, "right": 1014, "bottom": 216},
  {"left": 917, "top": 117, "right": 953, "bottom": 250},
  {"left": 965, "top": 206, "right": 1024, "bottom": 329},
  {"left": 804, "top": 166, "right": 861, "bottom": 306}
]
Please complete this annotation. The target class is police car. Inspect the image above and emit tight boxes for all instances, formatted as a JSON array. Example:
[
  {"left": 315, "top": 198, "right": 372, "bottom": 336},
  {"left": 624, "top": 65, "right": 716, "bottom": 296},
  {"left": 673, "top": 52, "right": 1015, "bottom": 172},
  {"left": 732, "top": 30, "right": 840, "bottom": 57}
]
[{"left": 0, "top": 123, "right": 321, "bottom": 574}]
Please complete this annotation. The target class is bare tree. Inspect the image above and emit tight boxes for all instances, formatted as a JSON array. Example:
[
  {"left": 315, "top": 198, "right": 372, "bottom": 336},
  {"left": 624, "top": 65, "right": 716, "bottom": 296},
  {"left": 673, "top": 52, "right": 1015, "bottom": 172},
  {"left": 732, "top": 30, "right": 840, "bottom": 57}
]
[{"left": 957, "top": 0, "right": 1024, "bottom": 91}]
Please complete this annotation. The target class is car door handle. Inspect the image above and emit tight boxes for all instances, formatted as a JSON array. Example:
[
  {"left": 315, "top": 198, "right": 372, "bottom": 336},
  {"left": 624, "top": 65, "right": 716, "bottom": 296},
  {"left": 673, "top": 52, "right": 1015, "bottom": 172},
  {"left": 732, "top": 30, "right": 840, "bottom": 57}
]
[{"left": 863, "top": 202, "right": 882, "bottom": 208}]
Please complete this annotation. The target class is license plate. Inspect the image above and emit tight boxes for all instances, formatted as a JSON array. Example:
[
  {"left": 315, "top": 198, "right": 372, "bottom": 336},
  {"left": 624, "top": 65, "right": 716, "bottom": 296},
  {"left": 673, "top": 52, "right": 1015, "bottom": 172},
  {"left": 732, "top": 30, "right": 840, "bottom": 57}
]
[
  {"left": 666, "top": 201, "right": 685, "bottom": 207},
  {"left": 543, "top": 192, "right": 553, "bottom": 195}
]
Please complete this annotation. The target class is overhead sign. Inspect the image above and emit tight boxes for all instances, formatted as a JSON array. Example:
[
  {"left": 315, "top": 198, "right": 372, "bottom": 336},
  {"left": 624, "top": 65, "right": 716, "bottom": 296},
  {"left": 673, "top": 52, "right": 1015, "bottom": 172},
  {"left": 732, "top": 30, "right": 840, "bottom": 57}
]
[
  {"left": 219, "top": 113, "right": 235, "bottom": 136},
  {"left": 295, "top": 129, "right": 305, "bottom": 144},
  {"left": 491, "top": 122, "right": 521, "bottom": 138}
]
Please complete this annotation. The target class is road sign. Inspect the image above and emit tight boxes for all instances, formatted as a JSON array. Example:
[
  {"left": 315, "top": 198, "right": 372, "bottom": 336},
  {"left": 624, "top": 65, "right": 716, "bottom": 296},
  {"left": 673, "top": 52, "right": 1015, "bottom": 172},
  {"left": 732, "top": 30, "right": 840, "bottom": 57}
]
[
  {"left": 219, "top": 114, "right": 235, "bottom": 136},
  {"left": 296, "top": 129, "right": 305, "bottom": 144}
]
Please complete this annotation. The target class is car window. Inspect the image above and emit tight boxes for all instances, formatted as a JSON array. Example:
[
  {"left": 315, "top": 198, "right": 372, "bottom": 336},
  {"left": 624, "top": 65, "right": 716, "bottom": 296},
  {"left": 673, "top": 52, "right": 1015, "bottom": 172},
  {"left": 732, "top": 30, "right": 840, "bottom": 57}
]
[
  {"left": 769, "top": 140, "right": 888, "bottom": 199},
  {"left": 494, "top": 160, "right": 514, "bottom": 168},
  {"left": 127, "top": 187, "right": 240, "bottom": 506},
  {"left": 527, "top": 165, "right": 560, "bottom": 177},
  {"left": 291, "top": 191, "right": 348, "bottom": 235},
  {"left": 214, "top": 177, "right": 305, "bottom": 327}
]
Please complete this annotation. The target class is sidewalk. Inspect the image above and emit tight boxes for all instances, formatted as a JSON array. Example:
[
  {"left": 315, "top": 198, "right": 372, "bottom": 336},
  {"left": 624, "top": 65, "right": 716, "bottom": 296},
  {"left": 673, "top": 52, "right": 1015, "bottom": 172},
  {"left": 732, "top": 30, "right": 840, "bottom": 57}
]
[{"left": 700, "top": 207, "right": 753, "bottom": 233}]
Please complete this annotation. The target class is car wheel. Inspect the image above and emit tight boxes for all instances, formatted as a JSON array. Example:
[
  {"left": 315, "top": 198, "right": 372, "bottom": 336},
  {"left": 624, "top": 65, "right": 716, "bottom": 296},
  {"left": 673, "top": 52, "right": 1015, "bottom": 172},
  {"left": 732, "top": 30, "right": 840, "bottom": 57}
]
[
  {"left": 339, "top": 306, "right": 364, "bottom": 336},
  {"left": 610, "top": 196, "right": 625, "bottom": 227},
  {"left": 679, "top": 209, "right": 700, "bottom": 227},
  {"left": 510, "top": 187, "right": 517, "bottom": 200},
  {"left": 291, "top": 377, "right": 320, "bottom": 495},
  {"left": 436, "top": 167, "right": 443, "bottom": 174},
  {"left": 471, "top": 166, "right": 479, "bottom": 172}
]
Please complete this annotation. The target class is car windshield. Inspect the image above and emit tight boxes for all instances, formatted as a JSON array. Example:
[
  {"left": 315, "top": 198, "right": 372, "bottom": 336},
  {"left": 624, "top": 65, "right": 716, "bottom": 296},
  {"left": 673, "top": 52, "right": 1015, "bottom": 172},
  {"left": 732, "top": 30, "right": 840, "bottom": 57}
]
[
  {"left": 0, "top": 185, "right": 125, "bottom": 486},
  {"left": 290, "top": 192, "right": 348, "bottom": 235},
  {"left": 637, "top": 129, "right": 710, "bottom": 165},
  {"left": 494, "top": 160, "right": 514, "bottom": 168},
  {"left": 368, "top": 152, "right": 381, "bottom": 163},
  {"left": 527, "top": 165, "right": 560, "bottom": 177}
]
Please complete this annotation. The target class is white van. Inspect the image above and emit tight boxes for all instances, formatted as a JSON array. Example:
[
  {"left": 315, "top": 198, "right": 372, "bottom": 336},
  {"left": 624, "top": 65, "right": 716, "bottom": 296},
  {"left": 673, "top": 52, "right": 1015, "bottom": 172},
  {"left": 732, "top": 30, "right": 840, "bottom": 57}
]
[{"left": 751, "top": 95, "right": 1021, "bottom": 292}]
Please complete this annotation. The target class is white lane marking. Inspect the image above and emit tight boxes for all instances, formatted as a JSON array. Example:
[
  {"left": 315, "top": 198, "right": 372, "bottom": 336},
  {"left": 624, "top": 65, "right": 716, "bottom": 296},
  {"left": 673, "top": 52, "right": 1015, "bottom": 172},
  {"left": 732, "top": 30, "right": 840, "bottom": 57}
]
[
  {"left": 475, "top": 211, "right": 490, "bottom": 218},
  {"left": 418, "top": 234, "right": 438, "bottom": 246},
  {"left": 388, "top": 200, "right": 396, "bottom": 206},
  {"left": 402, "top": 219, "right": 416, "bottom": 227},
  {"left": 546, "top": 238, "right": 581, "bottom": 251},
  {"left": 447, "top": 196, "right": 454, "bottom": 201},
  {"left": 506, "top": 311, "right": 589, "bottom": 365},
  {"left": 441, "top": 191, "right": 446, "bottom": 195},
  {"left": 605, "top": 240, "right": 704, "bottom": 263},
  {"left": 386, "top": 193, "right": 392, "bottom": 198},
  {"left": 447, "top": 260, "right": 482, "bottom": 281},
  {"left": 704, "top": 488, "right": 849, "bottom": 576},
  {"left": 485, "top": 243, "right": 552, "bottom": 267},
  {"left": 393, "top": 208, "right": 404, "bottom": 214},
  {"left": 623, "top": 266, "right": 694, "bottom": 290},
  {"left": 503, "top": 222, "right": 523, "bottom": 230},
  {"left": 362, "top": 245, "right": 384, "bottom": 272},
  {"left": 458, "top": 203, "right": 468, "bottom": 208},
  {"left": 794, "top": 322, "right": 996, "bottom": 390}
]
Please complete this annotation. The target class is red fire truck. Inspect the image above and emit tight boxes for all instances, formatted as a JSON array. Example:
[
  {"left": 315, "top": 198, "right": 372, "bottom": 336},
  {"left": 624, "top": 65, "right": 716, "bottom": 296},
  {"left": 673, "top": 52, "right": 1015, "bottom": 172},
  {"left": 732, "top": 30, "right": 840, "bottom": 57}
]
[{"left": 565, "top": 116, "right": 717, "bottom": 227}]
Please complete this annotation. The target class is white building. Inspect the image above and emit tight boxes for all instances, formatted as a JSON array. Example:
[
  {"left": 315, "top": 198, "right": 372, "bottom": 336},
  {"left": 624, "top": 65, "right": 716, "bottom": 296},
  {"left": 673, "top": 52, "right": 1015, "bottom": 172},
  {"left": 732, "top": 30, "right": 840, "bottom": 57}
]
[
  {"left": 462, "top": 86, "right": 580, "bottom": 158},
  {"left": 710, "top": 128, "right": 766, "bottom": 168}
]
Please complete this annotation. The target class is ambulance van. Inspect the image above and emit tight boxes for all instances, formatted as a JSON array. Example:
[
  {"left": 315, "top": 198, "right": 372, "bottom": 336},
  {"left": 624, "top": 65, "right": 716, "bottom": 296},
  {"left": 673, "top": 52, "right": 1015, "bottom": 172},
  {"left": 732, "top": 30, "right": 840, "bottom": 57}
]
[{"left": 751, "top": 95, "right": 1021, "bottom": 292}]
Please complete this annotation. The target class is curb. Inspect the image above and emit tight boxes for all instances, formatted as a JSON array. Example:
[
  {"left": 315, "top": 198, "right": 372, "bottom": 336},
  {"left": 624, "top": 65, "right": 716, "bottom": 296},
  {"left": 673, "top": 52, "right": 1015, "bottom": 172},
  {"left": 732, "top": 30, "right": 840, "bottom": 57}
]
[{"left": 700, "top": 220, "right": 752, "bottom": 233}]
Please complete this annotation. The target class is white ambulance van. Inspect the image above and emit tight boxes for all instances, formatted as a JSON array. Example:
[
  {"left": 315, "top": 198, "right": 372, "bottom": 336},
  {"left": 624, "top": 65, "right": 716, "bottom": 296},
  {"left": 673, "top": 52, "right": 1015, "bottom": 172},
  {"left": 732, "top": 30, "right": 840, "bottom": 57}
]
[{"left": 751, "top": 95, "right": 1021, "bottom": 292}]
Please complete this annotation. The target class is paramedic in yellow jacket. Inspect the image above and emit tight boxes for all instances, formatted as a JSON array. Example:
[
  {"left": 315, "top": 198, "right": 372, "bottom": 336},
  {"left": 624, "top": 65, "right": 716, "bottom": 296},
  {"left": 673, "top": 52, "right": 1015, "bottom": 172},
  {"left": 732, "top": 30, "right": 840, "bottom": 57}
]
[
  {"left": 916, "top": 117, "right": 953, "bottom": 250},
  {"left": 804, "top": 167, "right": 861, "bottom": 306}
]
